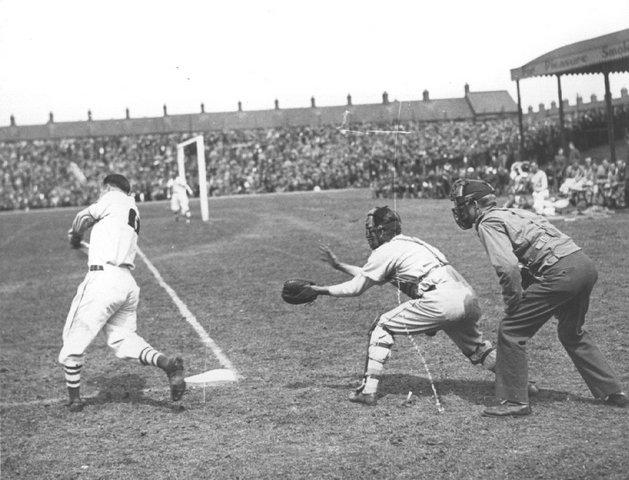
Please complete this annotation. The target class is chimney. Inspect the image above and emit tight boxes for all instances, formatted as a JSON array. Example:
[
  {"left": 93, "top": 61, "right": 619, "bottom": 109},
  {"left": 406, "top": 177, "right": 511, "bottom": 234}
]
[
  {"left": 382, "top": 91, "right": 389, "bottom": 105},
  {"left": 550, "top": 101, "right": 557, "bottom": 110},
  {"left": 88, "top": 110, "right": 92, "bottom": 121},
  {"left": 590, "top": 94, "right": 597, "bottom": 103},
  {"left": 347, "top": 94, "right": 352, "bottom": 106},
  {"left": 10, "top": 114, "right": 15, "bottom": 126},
  {"left": 464, "top": 83, "right": 470, "bottom": 96},
  {"left": 538, "top": 103, "right": 545, "bottom": 112},
  {"left": 200, "top": 103, "right": 205, "bottom": 113},
  {"left": 576, "top": 95, "right": 583, "bottom": 106},
  {"left": 163, "top": 104, "right": 168, "bottom": 116},
  {"left": 125, "top": 108, "right": 130, "bottom": 119},
  {"left": 311, "top": 96, "right": 316, "bottom": 108},
  {"left": 238, "top": 101, "right": 242, "bottom": 112},
  {"left": 528, "top": 106, "right": 534, "bottom": 113},
  {"left": 274, "top": 99, "right": 279, "bottom": 110},
  {"left": 48, "top": 112, "right": 54, "bottom": 123},
  {"left": 422, "top": 90, "right": 429, "bottom": 102}
]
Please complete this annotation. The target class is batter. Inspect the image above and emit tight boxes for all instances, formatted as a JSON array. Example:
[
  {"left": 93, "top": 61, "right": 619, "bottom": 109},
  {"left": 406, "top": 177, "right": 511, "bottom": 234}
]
[{"left": 60, "top": 174, "right": 186, "bottom": 411}]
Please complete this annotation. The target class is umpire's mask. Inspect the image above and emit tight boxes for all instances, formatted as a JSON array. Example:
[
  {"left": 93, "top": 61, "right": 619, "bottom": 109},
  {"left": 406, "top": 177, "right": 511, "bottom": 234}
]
[{"left": 449, "top": 179, "right": 496, "bottom": 229}]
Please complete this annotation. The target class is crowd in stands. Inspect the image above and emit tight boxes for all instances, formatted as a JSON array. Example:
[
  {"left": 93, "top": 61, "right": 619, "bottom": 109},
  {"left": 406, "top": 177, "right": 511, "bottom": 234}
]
[
  {"left": 1, "top": 106, "right": 627, "bottom": 211},
  {"left": 553, "top": 144, "right": 627, "bottom": 209}
]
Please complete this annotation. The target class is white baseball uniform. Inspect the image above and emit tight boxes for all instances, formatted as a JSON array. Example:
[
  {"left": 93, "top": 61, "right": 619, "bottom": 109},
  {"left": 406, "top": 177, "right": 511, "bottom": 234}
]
[
  {"left": 58, "top": 190, "right": 152, "bottom": 365},
  {"left": 363, "top": 235, "right": 486, "bottom": 356},
  {"left": 167, "top": 177, "right": 192, "bottom": 214},
  {"left": 530, "top": 169, "right": 549, "bottom": 214}
]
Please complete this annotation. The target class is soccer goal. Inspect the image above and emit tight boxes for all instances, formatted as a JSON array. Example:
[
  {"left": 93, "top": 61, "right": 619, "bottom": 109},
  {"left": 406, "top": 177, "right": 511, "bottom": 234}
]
[{"left": 176, "top": 135, "right": 209, "bottom": 222}]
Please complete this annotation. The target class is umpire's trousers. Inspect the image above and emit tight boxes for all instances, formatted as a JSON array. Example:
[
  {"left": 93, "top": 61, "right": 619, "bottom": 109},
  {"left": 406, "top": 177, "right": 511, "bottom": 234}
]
[{"left": 496, "top": 251, "right": 623, "bottom": 404}]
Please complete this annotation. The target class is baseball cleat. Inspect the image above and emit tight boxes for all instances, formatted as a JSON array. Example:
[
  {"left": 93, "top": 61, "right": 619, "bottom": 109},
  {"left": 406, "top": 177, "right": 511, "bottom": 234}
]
[
  {"left": 527, "top": 381, "right": 540, "bottom": 396},
  {"left": 481, "top": 348, "right": 496, "bottom": 372},
  {"left": 468, "top": 341, "right": 495, "bottom": 371},
  {"left": 66, "top": 398, "right": 85, "bottom": 412},
  {"left": 166, "top": 356, "right": 186, "bottom": 401},
  {"left": 604, "top": 392, "right": 628, "bottom": 408},
  {"left": 482, "top": 401, "right": 531, "bottom": 417},
  {"left": 349, "top": 391, "right": 377, "bottom": 406}
]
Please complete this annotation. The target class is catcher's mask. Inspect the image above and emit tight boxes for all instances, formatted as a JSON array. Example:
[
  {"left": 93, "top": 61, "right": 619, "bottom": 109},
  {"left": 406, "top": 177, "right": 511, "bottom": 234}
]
[
  {"left": 449, "top": 179, "right": 496, "bottom": 229},
  {"left": 365, "top": 206, "right": 401, "bottom": 249}
]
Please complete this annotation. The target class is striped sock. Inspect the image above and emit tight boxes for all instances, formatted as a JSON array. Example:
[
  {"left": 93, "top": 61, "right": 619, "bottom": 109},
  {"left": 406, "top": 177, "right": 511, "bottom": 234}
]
[
  {"left": 139, "top": 347, "right": 164, "bottom": 367},
  {"left": 63, "top": 364, "right": 82, "bottom": 389}
]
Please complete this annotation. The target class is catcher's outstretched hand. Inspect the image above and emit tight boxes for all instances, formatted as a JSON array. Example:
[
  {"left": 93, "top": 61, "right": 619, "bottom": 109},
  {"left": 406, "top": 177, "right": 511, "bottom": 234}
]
[
  {"left": 319, "top": 244, "right": 341, "bottom": 270},
  {"left": 68, "top": 229, "right": 83, "bottom": 249},
  {"left": 282, "top": 279, "right": 319, "bottom": 305}
]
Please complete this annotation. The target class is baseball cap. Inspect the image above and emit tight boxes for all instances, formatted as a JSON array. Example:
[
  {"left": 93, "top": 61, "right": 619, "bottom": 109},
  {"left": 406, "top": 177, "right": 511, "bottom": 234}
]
[{"left": 103, "top": 173, "right": 131, "bottom": 194}]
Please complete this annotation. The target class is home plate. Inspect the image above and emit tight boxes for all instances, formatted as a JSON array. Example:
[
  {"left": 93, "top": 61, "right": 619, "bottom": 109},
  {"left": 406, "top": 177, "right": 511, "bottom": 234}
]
[{"left": 185, "top": 369, "right": 239, "bottom": 387}]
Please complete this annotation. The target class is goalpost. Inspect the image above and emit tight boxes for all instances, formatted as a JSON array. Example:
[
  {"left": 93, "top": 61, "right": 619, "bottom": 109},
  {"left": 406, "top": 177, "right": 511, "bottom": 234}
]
[{"left": 176, "top": 135, "right": 209, "bottom": 222}]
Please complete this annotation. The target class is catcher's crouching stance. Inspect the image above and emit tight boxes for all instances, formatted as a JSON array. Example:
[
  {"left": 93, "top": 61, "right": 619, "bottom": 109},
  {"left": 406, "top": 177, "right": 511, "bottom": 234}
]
[{"left": 308, "top": 207, "right": 498, "bottom": 406}]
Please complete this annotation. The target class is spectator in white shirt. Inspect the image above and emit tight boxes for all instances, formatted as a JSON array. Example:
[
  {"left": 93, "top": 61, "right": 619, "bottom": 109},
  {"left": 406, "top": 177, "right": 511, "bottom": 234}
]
[{"left": 530, "top": 162, "right": 549, "bottom": 214}]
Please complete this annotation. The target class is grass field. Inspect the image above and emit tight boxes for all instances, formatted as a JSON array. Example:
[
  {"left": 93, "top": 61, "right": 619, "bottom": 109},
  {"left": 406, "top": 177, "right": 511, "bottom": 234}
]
[{"left": 1, "top": 189, "right": 628, "bottom": 480}]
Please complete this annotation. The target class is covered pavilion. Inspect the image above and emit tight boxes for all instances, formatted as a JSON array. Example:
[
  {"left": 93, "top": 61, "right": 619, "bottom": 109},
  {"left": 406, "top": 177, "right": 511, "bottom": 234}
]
[{"left": 511, "top": 29, "right": 629, "bottom": 162}]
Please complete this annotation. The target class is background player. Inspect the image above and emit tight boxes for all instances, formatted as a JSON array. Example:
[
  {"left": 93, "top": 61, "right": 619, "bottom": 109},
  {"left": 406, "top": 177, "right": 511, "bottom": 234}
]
[
  {"left": 167, "top": 173, "right": 194, "bottom": 223},
  {"left": 61, "top": 173, "right": 186, "bottom": 411},
  {"left": 450, "top": 179, "right": 627, "bottom": 416},
  {"left": 312, "top": 206, "right": 498, "bottom": 406}
]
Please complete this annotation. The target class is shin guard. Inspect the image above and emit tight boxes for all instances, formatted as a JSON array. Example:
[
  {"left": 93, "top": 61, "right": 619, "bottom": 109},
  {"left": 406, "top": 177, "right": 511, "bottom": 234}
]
[{"left": 362, "top": 324, "right": 394, "bottom": 394}]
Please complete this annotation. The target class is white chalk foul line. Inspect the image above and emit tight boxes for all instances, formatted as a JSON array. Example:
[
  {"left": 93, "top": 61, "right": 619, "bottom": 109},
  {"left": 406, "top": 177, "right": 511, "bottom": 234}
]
[{"left": 134, "top": 245, "right": 240, "bottom": 377}]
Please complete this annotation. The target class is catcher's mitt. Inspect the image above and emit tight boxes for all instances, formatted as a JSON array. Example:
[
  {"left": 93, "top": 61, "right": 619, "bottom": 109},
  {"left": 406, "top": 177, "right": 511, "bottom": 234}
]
[
  {"left": 68, "top": 229, "right": 83, "bottom": 249},
  {"left": 281, "top": 279, "right": 318, "bottom": 305}
]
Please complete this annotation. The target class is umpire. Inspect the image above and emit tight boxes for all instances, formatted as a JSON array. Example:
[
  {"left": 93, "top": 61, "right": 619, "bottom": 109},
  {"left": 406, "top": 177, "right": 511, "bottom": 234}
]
[{"left": 449, "top": 179, "right": 627, "bottom": 416}]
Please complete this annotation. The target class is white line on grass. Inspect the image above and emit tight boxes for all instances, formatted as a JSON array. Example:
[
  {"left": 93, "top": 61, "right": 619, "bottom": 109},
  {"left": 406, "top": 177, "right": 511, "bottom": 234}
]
[{"left": 134, "top": 245, "right": 240, "bottom": 376}]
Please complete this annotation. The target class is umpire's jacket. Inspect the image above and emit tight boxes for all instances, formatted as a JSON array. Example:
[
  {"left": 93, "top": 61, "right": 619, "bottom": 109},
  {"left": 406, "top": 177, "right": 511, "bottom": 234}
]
[{"left": 474, "top": 207, "right": 580, "bottom": 313}]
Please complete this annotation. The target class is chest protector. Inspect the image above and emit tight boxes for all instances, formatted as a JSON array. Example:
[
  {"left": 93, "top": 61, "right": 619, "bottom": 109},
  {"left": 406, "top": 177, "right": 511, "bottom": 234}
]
[{"left": 478, "top": 208, "right": 580, "bottom": 275}]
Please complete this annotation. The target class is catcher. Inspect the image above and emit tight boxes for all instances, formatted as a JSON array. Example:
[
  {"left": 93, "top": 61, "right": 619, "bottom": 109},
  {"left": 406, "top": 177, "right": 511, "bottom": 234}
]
[{"left": 302, "top": 206, "right": 499, "bottom": 406}]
